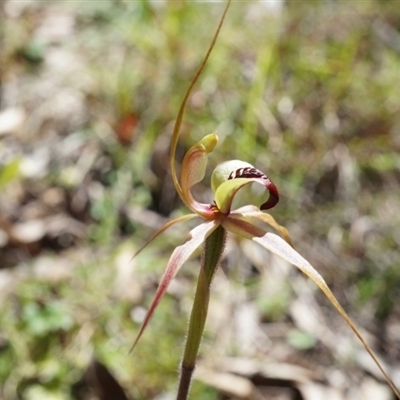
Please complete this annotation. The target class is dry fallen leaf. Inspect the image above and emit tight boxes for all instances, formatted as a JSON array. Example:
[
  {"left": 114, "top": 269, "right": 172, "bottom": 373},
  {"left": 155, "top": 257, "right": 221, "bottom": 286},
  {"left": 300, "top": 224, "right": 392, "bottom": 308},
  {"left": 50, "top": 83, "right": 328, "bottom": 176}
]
[{"left": 0, "top": 108, "right": 26, "bottom": 136}]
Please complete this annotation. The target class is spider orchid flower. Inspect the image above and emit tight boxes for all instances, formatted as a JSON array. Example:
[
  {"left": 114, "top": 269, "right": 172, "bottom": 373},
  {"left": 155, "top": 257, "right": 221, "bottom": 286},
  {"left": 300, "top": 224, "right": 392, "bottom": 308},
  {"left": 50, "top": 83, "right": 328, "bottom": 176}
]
[
  {"left": 131, "top": 132, "right": 291, "bottom": 345},
  {"left": 132, "top": 132, "right": 400, "bottom": 398},
  {"left": 131, "top": 2, "right": 400, "bottom": 399}
]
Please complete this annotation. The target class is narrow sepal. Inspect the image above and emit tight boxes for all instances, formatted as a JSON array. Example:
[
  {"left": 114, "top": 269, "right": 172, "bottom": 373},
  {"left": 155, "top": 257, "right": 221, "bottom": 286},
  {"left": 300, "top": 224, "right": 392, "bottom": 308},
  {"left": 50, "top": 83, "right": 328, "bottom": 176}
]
[
  {"left": 132, "top": 214, "right": 198, "bottom": 260},
  {"left": 230, "top": 205, "right": 292, "bottom": 245},
  {"left": 130, "top": 220, "right": 219, "bottom": 352},
  {"left": 222, "top": 217, "right": 400, "bottom": 398},
  {"left": 169, "top": 0, "right": 231, "bottom": 203}
]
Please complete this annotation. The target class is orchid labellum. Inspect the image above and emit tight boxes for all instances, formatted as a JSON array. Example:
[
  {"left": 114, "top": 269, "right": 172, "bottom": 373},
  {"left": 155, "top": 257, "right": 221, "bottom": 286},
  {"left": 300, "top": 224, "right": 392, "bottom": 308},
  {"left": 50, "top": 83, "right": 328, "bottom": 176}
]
[{"left": 132, "top": 2, "right": 400, "bottom": 399}]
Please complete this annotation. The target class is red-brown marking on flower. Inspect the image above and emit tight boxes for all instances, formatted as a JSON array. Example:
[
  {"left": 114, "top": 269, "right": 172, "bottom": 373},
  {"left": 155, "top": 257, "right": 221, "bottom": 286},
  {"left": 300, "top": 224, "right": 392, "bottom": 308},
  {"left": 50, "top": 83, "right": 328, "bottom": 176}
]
[{"left": 228, "top": 167, "right": 279, "bottom": 210}]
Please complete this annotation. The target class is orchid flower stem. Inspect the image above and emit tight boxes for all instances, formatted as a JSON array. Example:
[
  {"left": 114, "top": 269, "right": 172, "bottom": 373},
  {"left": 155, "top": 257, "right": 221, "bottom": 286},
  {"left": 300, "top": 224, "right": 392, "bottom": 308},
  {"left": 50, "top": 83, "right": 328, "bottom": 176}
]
[{"left": 177, "top": 225, "right": 226, "bottom": 400}]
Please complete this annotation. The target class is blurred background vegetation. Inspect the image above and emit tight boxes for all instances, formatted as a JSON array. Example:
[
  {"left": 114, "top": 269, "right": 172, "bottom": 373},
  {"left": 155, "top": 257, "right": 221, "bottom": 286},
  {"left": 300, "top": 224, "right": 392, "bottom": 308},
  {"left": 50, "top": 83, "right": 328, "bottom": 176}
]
[{"left": 1, "top": 0, "right": 400, "bottom": 399}]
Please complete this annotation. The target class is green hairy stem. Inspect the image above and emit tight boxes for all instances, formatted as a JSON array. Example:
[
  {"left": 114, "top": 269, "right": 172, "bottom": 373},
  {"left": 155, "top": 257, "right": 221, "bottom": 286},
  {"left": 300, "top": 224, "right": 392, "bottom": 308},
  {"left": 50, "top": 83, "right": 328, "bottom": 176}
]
[{"left": 177, "top": 226, "right": 226, "bottom": 400}]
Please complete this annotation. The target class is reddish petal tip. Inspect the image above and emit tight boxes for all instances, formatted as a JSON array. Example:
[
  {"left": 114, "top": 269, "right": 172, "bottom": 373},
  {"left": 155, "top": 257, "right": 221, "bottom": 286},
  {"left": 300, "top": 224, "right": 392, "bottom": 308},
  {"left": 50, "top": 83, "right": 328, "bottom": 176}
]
[{"left": 260, "top": 179, "right": 279, "bottom": 210}]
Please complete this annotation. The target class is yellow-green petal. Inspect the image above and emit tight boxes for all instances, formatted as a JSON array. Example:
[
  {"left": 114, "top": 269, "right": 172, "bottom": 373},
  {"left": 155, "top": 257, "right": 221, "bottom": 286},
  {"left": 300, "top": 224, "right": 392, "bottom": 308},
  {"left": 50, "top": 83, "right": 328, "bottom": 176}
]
[
  {"left": 211, "top": 160, "right": 252, "bottom": 193},
  {"left": 211, "top": 160, "right": 279, "bottom": 214}
]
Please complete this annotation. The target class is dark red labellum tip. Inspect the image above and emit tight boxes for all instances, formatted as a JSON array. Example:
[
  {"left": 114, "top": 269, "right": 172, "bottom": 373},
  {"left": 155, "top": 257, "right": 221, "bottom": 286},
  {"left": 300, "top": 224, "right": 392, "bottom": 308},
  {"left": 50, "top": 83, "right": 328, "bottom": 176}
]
[{"left": 228, "top": 167, "right": 279, "bottom": 210}]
